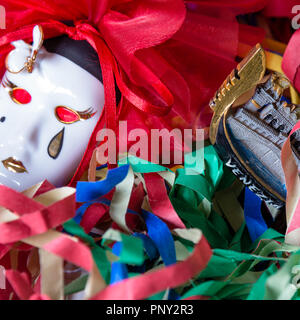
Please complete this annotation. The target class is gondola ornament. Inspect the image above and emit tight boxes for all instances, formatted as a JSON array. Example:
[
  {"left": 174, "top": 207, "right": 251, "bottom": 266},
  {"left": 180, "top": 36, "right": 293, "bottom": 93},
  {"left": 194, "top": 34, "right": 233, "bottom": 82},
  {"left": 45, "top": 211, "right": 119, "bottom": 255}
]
[{"left": 209, "top": 44, "right": 300, "bottom": 208}]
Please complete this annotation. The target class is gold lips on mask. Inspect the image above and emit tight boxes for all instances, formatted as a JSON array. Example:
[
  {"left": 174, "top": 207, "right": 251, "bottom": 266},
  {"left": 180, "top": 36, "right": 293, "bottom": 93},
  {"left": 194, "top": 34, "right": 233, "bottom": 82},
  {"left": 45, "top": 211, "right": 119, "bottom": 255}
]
[{"left": 2, "top": 157, "right": 28, "bottom": 173}]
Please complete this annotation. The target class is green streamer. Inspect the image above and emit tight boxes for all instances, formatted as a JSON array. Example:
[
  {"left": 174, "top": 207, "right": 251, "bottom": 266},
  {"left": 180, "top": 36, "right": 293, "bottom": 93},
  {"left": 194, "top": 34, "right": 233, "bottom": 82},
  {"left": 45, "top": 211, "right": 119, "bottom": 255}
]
[
  {"left": 119, "top": 234, "right": 144, "bottom": 266},
  {"left": 63, "top": 219, "right": 111, "bottom": 283}
]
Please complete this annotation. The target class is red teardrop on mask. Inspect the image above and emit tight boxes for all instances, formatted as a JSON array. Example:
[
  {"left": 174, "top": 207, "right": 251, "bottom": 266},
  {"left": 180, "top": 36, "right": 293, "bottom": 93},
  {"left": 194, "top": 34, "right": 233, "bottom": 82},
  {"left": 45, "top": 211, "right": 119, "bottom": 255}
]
[
  {"left": 12, "top": 88, "right": 32, "bottom": 104},
  {"left": 55, "top": 106, "right": 80, "bottom": 124}
]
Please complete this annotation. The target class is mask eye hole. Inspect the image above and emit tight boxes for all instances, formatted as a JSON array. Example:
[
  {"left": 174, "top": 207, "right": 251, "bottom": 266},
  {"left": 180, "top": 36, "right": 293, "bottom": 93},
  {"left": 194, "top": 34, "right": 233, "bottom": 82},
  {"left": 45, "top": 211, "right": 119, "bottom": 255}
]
[
  {"left": 2, "top": 77, "right": 32, "bottom": 105},
  {"left": 10, "top": 88, "right": 32, "bottom": 104},
  {"left": 55, "top": 106, "right": 80, "bottom": 124},
  {"left": 55, "top": 106, "right": 96, "bottom": 124}
]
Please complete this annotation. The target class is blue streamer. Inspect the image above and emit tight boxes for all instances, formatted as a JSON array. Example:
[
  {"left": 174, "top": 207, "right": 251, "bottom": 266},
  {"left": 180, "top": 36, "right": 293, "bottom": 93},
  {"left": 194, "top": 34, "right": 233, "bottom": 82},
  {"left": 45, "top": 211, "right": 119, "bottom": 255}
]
[
  {"left": 110, "top": 242, "right": 128, "bottom": 285},
  {"left": 110, "top": 232, "right": 157, "bottom": 283},
  {"left": 76, "top": 169, "right": 176, "bottom": 271},
  {"left": 76, "top": 164, "right": 130, "bottom": 202},
  {"left": 141, "top": 210, "right": 176, "bottom": 266},
  {"left": 244, "top": 187, "right": 268, "bottom": 242}
]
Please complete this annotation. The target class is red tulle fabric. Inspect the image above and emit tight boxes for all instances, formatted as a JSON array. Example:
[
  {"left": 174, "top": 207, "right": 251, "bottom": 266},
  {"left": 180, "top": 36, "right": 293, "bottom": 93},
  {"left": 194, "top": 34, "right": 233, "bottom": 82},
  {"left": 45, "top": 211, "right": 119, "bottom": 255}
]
[
  {"left": 0, "top": 0, "right": 267, "bottom": 184},
  {"left": 263, "top": 0, "right": 299, "bottom": 17}
]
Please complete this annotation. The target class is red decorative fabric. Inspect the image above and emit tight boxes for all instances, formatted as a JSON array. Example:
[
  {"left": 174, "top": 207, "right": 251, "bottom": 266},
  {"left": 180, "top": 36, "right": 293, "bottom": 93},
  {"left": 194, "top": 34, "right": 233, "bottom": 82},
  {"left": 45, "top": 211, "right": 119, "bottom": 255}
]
[{"left": 263, "top": 0, "right": 299, "bottom": 18}]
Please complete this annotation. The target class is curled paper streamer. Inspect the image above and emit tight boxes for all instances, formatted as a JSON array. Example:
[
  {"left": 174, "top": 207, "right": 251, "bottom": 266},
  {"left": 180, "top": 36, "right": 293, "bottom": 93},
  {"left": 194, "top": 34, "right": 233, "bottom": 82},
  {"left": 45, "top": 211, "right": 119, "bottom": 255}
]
[
  {"left": 90, "top": 231, "right": 212, "bottom": 300},
  {"left": 144, "top": 173, "right": 185, "bottom": 229},
  {"left": 141, "top": 210, "right": 177, "bottom": 266},
  {"left": 1, "top": 144, "right": 300, "bottom": 300},
  {"left": 281, "top": 121, "right": 300, "bottom": 245}
]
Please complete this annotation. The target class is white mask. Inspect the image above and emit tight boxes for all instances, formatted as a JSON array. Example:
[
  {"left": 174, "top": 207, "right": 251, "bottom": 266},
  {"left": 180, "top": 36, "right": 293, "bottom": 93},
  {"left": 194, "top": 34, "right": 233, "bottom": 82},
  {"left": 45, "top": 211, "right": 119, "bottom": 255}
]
[{"left": 0, "top": 26, "right": 104, "bottom": 191}]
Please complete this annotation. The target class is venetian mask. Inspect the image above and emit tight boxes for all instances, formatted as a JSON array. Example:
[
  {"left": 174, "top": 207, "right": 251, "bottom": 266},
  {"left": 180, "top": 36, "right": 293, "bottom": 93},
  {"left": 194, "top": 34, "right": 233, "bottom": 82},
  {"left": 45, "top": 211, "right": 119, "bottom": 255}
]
[{"left": 0, "top": 25, "right": 105, "bottom": 191}]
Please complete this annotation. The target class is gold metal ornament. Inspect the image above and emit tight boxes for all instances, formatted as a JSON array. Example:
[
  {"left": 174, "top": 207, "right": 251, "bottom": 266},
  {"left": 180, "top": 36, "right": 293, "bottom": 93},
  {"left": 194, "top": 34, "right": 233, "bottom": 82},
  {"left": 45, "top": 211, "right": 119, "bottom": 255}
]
[
  {"left": 5, "top": 25, "right": 44, "bottom": 74},
  {"left": 208, "top": 43, "right": 298, "bottom": 206},
  {"left": 209, "top": 44, "right": 266, "bottom": 145},
  {"left": 271, "top": 72, "right": 290, "bottom": 97}
]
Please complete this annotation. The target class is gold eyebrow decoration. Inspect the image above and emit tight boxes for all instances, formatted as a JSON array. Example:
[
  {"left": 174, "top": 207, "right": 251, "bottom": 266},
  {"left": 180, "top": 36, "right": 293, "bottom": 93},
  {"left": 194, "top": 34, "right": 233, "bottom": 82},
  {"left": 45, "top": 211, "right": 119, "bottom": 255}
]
[
  {"left": 77, "top": 107, "right": 97, "bottom": 120},
  {"left": 2, "top": 76, "right": 17, "bottom": 90},
  {"left": 2, "top": 76, "right": 21, "bottom": 104}
]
